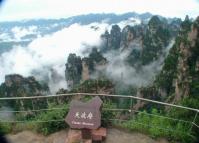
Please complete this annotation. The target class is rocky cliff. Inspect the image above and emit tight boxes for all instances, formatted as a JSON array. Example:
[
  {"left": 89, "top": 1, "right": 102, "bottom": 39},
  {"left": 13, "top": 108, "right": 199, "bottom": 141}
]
[
  {"left": 148, "top": 16, "right": 199, "bottom": 110},
  {"left": 0, "top": 74, "right": 49, "bottom": 110},
  {"left": 65, "top": 48, "right": 107, "bottom": 88},
  {"left": 65, "top": 16, "right": 181, "bottom": 88},
  {"left": 100, "top": 16, "right": 178, "bottom": 66}
]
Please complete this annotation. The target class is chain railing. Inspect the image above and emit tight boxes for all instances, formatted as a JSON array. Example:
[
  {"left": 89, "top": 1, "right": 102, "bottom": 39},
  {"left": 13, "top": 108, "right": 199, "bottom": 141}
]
[{"left": 0, "top": 93, "right": 198, "bottom": 136}]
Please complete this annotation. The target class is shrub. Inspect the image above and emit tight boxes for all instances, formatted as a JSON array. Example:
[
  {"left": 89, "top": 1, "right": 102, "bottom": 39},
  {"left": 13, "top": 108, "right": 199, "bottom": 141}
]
[
  {"left": 120, "top": 108, "right": 194, "bottom": 143},
  {"left": 101, "top": 100, "right": 117, "bottom": 126},
  {"left": 0, "top": 123, "right": 12, "bottom": 134},
  {"left": 33, "top": 103, "right": 69, "bottom": 135}
]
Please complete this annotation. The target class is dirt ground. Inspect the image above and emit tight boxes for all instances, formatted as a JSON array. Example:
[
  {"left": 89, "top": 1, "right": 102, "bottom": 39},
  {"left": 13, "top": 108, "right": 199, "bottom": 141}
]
[{"left": 6, "top": 128, "right": 169, "bottom": 143}]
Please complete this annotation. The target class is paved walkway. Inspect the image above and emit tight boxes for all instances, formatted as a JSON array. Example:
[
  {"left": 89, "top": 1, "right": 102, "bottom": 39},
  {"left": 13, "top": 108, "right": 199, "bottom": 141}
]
[{"left": 6, "top": 128, "right": 169, "bottom": 143}]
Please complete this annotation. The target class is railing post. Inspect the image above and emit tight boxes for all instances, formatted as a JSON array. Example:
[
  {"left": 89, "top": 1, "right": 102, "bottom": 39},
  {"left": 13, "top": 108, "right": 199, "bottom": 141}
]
[
  {"left": 130, "top": 96, "right": 133, "bottom": 112},
  {"left": 31, "top": 99, "right": 35, "bottom": 110},
  {"left": 46, "top": 98, "right": 50, "bottom": 106},
  {"left": 189, "top": 111, "right": 198, "bottom": 132}
]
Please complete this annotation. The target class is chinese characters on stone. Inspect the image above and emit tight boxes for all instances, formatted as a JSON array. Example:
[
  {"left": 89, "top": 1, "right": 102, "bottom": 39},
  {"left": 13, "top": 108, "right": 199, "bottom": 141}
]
[{"left": 75, "top": 112, "right": 93, "bottom": 119}]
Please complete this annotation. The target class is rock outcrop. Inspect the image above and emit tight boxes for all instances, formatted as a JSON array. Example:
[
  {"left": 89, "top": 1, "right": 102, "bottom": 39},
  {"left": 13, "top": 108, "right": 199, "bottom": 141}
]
[
  {"left": 0, "top": 74, "right": 49, "bottom": 110},
  {"left": 155, "top": 16, "right": 199, "bottom": 104},
  {"left": 65, "top": 48, "right": 107, "bottom": 88},
  {"left": 65, "top": 54, "right": 82, "bottom": 89},
  {"left": 174, "top": 17, "right": 199, "bottom": 102},
  {"left": 0, "top": 74, "right": 49, "bottom": 97},
  {"left": 101, "top": 16, "right": 178, "bottom": 66}
]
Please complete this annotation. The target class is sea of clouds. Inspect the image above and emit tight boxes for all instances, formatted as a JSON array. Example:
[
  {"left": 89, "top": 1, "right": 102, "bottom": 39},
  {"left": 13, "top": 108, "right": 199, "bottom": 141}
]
[
  {"left": 0, "top": 19, "right": 174, "bottom": 93},
  {"left": 0, "top": 23, "right": 108, "bottom": 93}
]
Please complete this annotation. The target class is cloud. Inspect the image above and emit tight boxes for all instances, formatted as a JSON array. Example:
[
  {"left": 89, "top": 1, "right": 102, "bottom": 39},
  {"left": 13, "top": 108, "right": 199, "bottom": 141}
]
[
  {"left": 0, "top": 0, "right": 199, "bottom": 21},
  {"left": 102, "top": 40, "right": 175, "bottom": 87},
  {"left": 0, "top": 19, "right": 175, "bottom": 93},
  {"left": 116, "top": 18, "right": 141, "bottom": 29},
  {"left": 0, "top": 23, "right": 108, "bottom": 93},
  {"left": 0, "top": 106, "right": 14, "bottom": 120},
  {"left": 11, "top": 26, "right": 38, "bottom": 41},
  {"left": 0, "top": 33, "right": 10, "bottom": 41}
]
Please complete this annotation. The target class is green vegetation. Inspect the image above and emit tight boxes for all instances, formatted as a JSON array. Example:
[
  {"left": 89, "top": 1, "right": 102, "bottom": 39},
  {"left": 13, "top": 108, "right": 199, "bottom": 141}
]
[
  {"left": 120, "top": 109, "right": 195, "bottom": 143},
  {"left": 71, "top": 79, "right": 113, "bottom": 93},
  {"left": 0, "top": 103, "right": 69, "bottom": 135},
  {"left": 33, "top": 103, "right": 69, "bottom": 135},
  {"left": 0, "top": 123, "right": 12, "bottom": 134},
  {"left": 101, "top": 100, "right": 117, "bottom": 126}
]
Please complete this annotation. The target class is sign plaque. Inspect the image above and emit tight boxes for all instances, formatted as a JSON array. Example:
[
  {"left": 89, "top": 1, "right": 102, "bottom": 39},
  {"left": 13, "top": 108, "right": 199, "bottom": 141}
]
[{"left": 65, "top": 96, "right": 103, "bottom": 130}]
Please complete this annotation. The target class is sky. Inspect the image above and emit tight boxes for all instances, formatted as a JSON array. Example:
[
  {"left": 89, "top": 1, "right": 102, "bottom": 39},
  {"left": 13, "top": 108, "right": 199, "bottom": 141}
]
[{"left": 0, "top": 0, "right": 199, "bottom": 21}]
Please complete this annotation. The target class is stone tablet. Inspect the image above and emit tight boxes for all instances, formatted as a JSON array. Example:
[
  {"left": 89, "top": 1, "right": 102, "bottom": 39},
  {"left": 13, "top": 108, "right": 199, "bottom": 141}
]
[{"left": 65, "top": 96, "right": 103, "bottom": 129}]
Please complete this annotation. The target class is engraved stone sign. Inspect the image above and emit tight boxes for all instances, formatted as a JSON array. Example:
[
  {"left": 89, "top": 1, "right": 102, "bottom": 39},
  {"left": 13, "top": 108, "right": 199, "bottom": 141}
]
[{"left": 65, "top": 96, "right": 103, "bottom": 129}]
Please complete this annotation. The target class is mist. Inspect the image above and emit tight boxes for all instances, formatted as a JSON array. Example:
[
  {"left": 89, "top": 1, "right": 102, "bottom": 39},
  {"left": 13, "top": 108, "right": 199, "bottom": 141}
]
[
  {"left": 0, "top": 23, "right": 108, "bottom": 93},
  {"left": 101, "top": 40, "right": 175, "bottom": 87},
  {"left": 11, "top": 26, "right": 38, "bottom": 41},
  {"left": 0, "top": 106, "right": 14, "bottom": 121},
  {"left": 0, "top": 20, "right": 175, "bottom": 93}
]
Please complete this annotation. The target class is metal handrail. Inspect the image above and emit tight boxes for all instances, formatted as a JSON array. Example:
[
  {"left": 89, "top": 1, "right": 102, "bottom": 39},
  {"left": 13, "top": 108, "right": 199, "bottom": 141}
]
[
  {"left": 0, "top": 93, "right": 198, "bottom": 112},
  {"left": 0, "top": 93, "right": 198, "bottom": 130}
]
